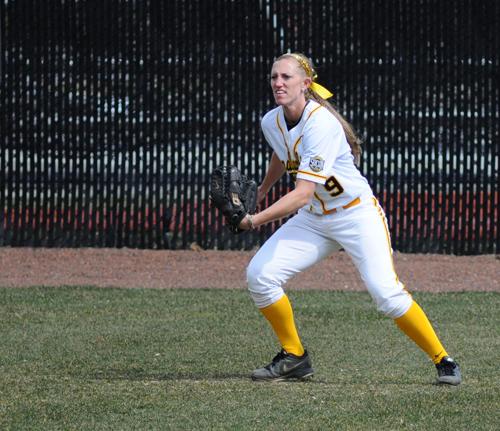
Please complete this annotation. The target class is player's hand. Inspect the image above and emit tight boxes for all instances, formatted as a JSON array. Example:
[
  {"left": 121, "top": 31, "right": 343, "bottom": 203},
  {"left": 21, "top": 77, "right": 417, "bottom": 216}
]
[
  {"left": 238, "top": 214, "right": 256, "bottom": 231},
  {"left": 209, "top": 166, "right": 257, "bottom": 234}
]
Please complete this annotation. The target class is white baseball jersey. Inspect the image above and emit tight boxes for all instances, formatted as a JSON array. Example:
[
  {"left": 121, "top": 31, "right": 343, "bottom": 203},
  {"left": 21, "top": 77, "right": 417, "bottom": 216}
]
[{"left": 261, "top": 100, "right": 372, "bottom": 214}]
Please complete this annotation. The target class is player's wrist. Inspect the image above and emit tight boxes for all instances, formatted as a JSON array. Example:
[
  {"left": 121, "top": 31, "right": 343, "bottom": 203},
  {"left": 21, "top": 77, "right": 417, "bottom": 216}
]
[{"left": 245, "top": 214, "right": 256, "bottom": 230}]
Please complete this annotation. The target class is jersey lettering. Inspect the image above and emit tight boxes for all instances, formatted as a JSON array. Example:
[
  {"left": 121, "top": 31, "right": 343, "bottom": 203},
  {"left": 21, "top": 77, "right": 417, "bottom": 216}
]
[
  {"left": 285, "top": 159, "right": 299, "bottom": 182},
  {"left": 325, "top": 175, "right": 344, "bottom": 197}
]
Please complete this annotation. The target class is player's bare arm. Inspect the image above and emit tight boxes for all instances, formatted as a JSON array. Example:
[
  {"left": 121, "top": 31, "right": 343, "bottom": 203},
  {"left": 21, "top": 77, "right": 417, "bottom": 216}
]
[
  {"left": 240, "top": 179, "right": 315, "bottom": 230},
  {"left": 257, "top": 152, "right": 285, "bottom": 204}
]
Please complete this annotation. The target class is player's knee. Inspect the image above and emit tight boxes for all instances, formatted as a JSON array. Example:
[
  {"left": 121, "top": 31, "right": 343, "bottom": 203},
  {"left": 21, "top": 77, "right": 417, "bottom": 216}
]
[
  {"left": 362, "top": 275, "right": 412, "bottom": 318},
  {"left": 246, "top": 260, "right": 271, "bottom": 293},
  {"left": 246, "top": 260, "right": 283, "bottom": 308},
  {"left": 375, "top": 293, "right": 412, "bottom": 319},
  {"left": 246, "top": 259, "right": 261, "bottom": 291}
]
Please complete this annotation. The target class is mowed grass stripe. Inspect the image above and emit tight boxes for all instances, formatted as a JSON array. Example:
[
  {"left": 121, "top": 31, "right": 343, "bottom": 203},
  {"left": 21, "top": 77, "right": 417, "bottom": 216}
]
[{"left": 0, "top": 287, "right": 498, "bottom": 430}]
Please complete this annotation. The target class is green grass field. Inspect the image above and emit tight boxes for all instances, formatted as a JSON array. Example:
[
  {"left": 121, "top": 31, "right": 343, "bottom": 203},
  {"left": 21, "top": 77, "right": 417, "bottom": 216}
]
[{"left": 0, "top": 287, "right": 499, "bottom": 430}]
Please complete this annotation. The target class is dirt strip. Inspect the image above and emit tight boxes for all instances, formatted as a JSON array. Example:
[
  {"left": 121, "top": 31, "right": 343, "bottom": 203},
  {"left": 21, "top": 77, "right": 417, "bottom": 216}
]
[{"left": 0, "top": 248, "right": 498, "bottom": 292}]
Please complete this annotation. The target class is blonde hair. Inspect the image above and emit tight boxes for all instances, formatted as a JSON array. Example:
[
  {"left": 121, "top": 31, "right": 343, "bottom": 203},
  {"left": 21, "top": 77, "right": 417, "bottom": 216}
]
[{"left": 277, "top": 52, "right": 363, "bottom": 164}]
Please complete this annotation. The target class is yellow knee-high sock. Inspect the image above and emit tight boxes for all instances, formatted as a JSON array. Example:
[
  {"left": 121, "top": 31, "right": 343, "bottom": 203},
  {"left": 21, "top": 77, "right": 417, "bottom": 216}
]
[
  {"left": 259, "top": 294, "right": 305, "bottom": 356},
  {"left": 395, "top": 300, "right": 448, "bottom": 364}
]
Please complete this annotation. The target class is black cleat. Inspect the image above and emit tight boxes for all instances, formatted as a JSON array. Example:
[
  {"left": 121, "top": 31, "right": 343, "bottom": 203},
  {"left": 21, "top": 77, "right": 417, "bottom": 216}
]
[
  {"left": 251, "top": 349, "right": 314, "bottom": 382},
  {"left": 435, "top": 356, "right": 462, "bottom": 385}
]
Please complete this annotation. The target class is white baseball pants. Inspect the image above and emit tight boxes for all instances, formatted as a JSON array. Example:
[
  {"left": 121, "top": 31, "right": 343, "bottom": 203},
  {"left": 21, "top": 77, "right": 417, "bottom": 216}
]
[{"left": 246, "top": 197, "right": 412, "bottom": 319}]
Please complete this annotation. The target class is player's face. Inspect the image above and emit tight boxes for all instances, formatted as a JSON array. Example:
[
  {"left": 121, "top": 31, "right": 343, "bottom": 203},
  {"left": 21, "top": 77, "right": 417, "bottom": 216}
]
[{"left": 270, "top": 58, "right": 309, "bottom": 107}]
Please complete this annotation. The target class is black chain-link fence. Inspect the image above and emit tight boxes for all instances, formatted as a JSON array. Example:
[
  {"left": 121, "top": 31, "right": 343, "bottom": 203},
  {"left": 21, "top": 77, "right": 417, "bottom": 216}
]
[{"left": 1, "top": 0, "right": 499, "bottom": 254}]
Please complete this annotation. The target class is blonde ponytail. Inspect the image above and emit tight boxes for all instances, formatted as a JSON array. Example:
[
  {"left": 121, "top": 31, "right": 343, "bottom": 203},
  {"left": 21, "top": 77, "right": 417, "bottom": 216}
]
[{"left": 278, "top": 52, "right": 363, "bottom": 164}]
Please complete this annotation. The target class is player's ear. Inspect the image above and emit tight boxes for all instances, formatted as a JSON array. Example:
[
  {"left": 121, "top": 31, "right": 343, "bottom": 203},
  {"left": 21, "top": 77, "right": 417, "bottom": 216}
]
[{"left": 302, "top": 76, "right": 312, "bottom": 92}]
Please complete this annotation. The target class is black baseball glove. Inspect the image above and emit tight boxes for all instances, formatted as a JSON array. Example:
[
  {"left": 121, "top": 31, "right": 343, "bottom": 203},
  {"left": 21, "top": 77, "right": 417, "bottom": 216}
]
[{"left": 209, "top": 165, "right": 257, "bottom": 233}]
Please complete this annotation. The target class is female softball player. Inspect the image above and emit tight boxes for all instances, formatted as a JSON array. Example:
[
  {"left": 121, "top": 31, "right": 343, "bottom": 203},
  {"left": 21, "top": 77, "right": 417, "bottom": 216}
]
[{"left": 238, "top": 52, "right": 461, "bottom": 385}]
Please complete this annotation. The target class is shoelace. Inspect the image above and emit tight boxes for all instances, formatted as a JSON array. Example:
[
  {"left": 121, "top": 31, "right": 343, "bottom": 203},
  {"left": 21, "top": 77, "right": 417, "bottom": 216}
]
[
  {"left": 438, "top": 360, "right": 457, "bottom": 375},
  {"left": 271, "top": 350, "right": 287, "bottom": 364},
  {"left": 264, "top": 350, "right": 288, "bottom": 370}
]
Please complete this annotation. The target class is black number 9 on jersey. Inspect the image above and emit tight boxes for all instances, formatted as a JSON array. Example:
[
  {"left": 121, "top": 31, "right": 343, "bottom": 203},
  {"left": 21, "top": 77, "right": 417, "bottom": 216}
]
[{"left": 325, "top": 176, "right": 344, "bottom": 197}]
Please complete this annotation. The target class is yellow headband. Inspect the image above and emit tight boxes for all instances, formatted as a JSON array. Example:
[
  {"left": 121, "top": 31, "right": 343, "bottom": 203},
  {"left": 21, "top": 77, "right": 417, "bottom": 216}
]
[
  {"left": 310, "top": 82, "right": 334, "bottom": 100},
  {"left": 287, "top": 53, "right": 334, "bottom": 100}
]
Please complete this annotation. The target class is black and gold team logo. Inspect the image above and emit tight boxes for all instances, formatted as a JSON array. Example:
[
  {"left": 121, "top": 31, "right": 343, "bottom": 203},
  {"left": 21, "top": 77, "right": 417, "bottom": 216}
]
[{"left": 285, "top": 159, "right": 299, "bottom": 182}]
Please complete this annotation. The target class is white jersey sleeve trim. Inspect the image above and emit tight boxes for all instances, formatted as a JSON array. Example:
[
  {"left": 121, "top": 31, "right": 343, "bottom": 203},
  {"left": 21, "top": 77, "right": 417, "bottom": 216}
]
[{"left": 296, "top": 170, "right": 327, "bottom": 184}]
